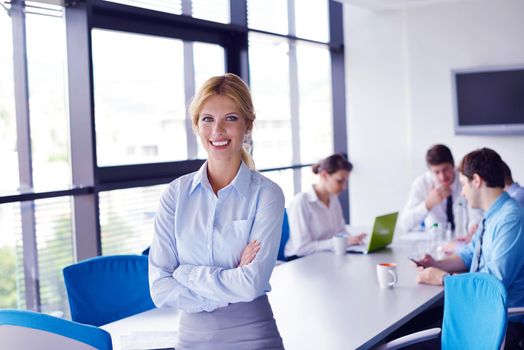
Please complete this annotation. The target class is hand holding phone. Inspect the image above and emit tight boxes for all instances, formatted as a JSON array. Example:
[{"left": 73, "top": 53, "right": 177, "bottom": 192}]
[{"left": 408, "top": 257, "right": 423, "bottom": 267}]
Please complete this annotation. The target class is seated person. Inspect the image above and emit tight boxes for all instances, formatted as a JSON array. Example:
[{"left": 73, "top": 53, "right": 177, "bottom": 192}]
[
  {"left": 284, "top": 153, "right": 365, "bottom": 259},
  {"left": 443, "top": 159, "right": 524, "bottom": 254},
  {"left": 400, "top": 144, "right": 482, "bottom": 234},
  {"left": 503, "top": 160, "right": 524, "bottom": 207},
  {"left": 416, "top": 148, "right": 524, "bottom": 349}
]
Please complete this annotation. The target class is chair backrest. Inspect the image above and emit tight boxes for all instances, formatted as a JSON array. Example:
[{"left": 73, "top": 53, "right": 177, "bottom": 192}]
[
  {"left": 442, "top": 272, "right": 508, "bottom": 350},
  {"left": 277, "top": 209, "right": 290, "bottom": 261},
  {"left": 63, "top": 255, "right": 155, "bottom": 327},
  {"left": 0, "top": 309, "right": 112, "bottom": 350}
]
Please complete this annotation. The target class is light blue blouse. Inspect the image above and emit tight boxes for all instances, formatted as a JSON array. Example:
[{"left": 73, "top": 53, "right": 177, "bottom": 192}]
[{"left": 149, "top": 161, "right": 285, "bottom": 313}]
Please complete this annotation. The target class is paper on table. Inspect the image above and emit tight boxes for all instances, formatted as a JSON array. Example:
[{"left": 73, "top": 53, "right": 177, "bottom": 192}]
[{"left": 120, "top": 331, "right": 177, "bottom": 350}]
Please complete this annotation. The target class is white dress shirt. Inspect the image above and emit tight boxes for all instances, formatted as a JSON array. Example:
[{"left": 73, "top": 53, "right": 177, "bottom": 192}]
[
  {"left": 149, "top": 161, "right": 285, "bottom": 313},
  {"left": 507, "top": 182, "right": 524, "bottom": 207},
  {"left": 284, "top": 186, "right": 346, "bottom": 257},
  {"left": 400, "top": 169, "right": 482, "bottom": 232}
]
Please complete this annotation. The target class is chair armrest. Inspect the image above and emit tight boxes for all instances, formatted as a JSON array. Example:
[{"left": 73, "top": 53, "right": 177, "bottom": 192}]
[
  {"left": 375, "top": 328, "right": 441, "bottom": 350},
  {"left": 508, "top": 307, "right": 524, "bottom": 316}
]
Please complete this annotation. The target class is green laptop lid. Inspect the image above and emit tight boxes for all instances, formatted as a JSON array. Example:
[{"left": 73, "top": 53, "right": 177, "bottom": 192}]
[{"left": 367, "top": 212, "right": 399, "bottom": 253}]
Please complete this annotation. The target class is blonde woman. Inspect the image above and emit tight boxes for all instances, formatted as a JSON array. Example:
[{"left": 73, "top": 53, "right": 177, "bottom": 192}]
[
  {"left": 149, "top": 74, "right": 285, "bottom": 349},
  {"left": 285, "top": 154, "right": 365, "bottom": 259}
]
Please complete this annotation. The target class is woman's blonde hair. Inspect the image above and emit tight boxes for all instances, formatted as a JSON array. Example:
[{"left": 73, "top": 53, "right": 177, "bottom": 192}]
[{"left": 189, "top": 73, "right": 256, "bottom": 170}]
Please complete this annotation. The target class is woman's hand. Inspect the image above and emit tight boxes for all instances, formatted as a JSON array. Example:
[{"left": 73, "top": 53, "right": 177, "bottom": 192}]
[
  {"left": 238, "top": 240, "right": 261, "bottom": 267},
  {"left": 346, "top": 233, "right": 366, "bottom": 246}
]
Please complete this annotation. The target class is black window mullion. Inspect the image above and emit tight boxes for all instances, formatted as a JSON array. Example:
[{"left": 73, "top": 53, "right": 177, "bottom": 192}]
[
  {"left": 329, "top": 0, "right": 349, "bottom": 223},
  {"left": 227, "top": 0, "right": 248, "bottom": 80}
]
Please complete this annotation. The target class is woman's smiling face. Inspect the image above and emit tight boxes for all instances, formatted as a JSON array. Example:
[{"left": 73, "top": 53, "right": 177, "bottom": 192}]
[{"left": 197, "top": 94, "right": 248, "bottom": 164}]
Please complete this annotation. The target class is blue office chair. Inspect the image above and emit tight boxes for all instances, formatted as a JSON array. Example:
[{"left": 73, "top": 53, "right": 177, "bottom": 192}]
[
  {"left": 377, "top": 273, "right": 524, "bottom": 350},
  {"left": 0, "top": 309, "right": 112, "bottom": 349},
  {"left": 141, "top": 247, "right": 150, "bottom": 256},
  {"left": 277, "top": 209, "right": 290, "bottom": 261},
  {"left": 63, "top": 255, "right": 155, "bottom": 327}
]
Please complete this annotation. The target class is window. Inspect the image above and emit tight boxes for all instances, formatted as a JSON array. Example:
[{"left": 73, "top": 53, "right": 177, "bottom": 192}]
[
  {"left": 0, "top": 197, "right": 74, "bottom": 315},
  {"left": 92, "top": 29, "right": 187, "bottom": 166},
  {"left": 249, "top": 33, "right": 293, "bottom": 169},
  {"left": 248, "top": 33, "right": 334, "bottom": 193},
  {"left": 300, "top": 166, "right": 315, "bottom": 192},
  {"left": 35, "top": 197, "right": 74, "bottom": 315},
  {"left": 297, "top": 42, "right": 333, "bottom": 163},
  {"left": 0, "top": 11, "right": 18, "bottom": 193},
  {"left": 99, "top": 0, "right": 230, "bottom": 23},
  {"left": 247, "top": 0, "right": 288, "bottom": 35},
  {"left": 102, "top": 0, "right": 182, "bottom": 15},
  {"left": 26, "top": 14, "right": 71, "bottom": 190},
  {"left": 193, "top": 42, "right": 226, "bottom": 94},
  {"left": 100, "top": 185, "right": 166, "bottom": 255},
  {"left": 294, "top": 0, "right": 329, "bottom": 42},
  {"left": 193, "top": 42, "right": 226, "bottom": 159},
  {"left": 262, "top": 169, "right": 296, "bottom": 206},
  {"left": 0, "top": 202, "right": 22, "bottom": 309},
  {"left": 191, "top": 0, "right": 230, "bottom": 24}
]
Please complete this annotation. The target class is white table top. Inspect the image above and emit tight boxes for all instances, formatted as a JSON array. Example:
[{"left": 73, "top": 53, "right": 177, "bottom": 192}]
[
  {"left": 100, "top": 307, "right": 179, "bottom": 350},
  {"left": 101, "top": 239, "right": 442, "bottom": 350},
  {"left": 268, "top": 241, "right": 443, "bottom": 350}
]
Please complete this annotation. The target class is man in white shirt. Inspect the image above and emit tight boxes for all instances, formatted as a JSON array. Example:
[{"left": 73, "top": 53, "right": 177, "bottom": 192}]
[
  {"left": 400, "top": 144, "right": 481, "bottom": 234},
  {"left": 503, "top": 160, "right": 524, "bottom": 207}
]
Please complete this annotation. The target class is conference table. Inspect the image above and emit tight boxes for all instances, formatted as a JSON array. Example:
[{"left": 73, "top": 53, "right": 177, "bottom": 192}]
[
  {"left": 268, "top": 239, "right": 443, "bottom": 349},
  {"left": 101, "top": 235, "right": 443, "bottom": 350}
]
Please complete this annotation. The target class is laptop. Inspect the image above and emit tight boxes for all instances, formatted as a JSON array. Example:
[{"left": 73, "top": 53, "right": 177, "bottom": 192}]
[{"left": 346, "top": 212, "right": 399, "bottom": 254}]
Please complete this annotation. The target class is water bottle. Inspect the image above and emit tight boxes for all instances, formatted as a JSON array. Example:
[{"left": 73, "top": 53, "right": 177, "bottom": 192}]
[
  {"left": 429, "top": 223, "right": 440, "bottom": 256},
  {"left": 453, "top": 198, "right": 465, "bottom": 238},
  {"left": 445, "top": 222, "right": 452, "bottom": 242}
]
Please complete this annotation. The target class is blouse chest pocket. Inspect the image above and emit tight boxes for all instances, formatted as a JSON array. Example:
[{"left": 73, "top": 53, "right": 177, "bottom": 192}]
[
  {"left": 216, "top": 219, "right": 252, "bottom": 260},
  {"left": 223, "top": 219, "right": 251, "bottom": 240}
]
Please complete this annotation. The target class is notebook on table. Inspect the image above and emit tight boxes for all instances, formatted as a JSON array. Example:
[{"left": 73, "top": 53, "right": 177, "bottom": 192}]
[{"left": 347, "top": 212, "right": 399, "bottom": 254}]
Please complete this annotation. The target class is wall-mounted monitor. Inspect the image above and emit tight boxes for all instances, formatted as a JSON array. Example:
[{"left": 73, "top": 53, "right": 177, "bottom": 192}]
[{"left": 452, "top": 65, "right": 524, "bottom": 135}]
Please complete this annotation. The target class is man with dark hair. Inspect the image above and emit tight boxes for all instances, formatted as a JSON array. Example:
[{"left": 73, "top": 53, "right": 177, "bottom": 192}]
[
  {"left": 502, "top": 160, "right": 524, "bottom": 207},
  {"left": 416, "top": 148, "right": 524, "bottom": 349},
  {"left": 400, "top": 144, "right": 481, "bottom": 233}
]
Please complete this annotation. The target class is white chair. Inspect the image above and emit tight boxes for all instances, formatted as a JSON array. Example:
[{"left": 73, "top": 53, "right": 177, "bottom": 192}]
[{"left": 0, "top": 309, "right": 112, "bottom": 350}]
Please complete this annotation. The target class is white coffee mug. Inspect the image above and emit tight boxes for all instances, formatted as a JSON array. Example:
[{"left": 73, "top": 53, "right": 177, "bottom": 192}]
[
  {"left": 333, "top": 234, "right": 347, "bottom": 255},
  {"left": 376, "top": 263, "right": 398, "bottom": 288}
]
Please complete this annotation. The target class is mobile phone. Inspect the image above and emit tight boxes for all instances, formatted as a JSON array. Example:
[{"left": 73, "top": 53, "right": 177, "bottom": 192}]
[{"left": 408, "top": 257, "right": 422, "bottom": 267}]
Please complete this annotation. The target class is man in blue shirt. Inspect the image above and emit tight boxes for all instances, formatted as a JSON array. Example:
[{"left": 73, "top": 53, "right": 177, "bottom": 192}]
[{"left": 417, "top": 148, "right": 524, "bottom": 349}]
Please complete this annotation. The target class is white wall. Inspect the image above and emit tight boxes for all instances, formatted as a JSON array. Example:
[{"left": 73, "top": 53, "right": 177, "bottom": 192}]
[{"left": 344, "top": 0, "right": 524, "bottom": 226}]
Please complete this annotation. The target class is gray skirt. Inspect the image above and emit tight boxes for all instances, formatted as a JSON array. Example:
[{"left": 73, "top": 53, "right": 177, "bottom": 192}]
[{"left": 177, "top": 295, "right": 284, "bottom": 350}]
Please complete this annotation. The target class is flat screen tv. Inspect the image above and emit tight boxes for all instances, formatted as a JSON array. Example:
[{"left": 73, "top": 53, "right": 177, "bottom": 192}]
[{"left": 452, "top": 65, "right": 524, "bottom": 135}]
